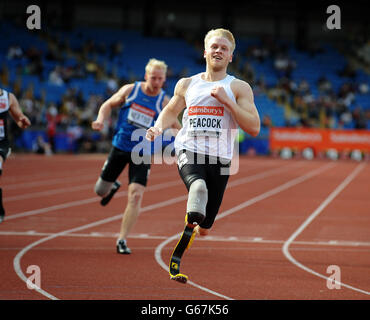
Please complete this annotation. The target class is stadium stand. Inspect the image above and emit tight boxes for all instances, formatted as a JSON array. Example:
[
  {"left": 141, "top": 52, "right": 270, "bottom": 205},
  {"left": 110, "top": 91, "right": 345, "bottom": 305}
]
[{"left": 1, "top": 20, "right": 369, "bottom": 156}]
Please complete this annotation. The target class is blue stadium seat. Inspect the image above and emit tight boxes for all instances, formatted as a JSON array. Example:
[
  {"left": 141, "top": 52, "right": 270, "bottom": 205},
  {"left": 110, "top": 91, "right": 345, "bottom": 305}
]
[{"left": 2, "top": 19, "right": 370, "bottom": 155}]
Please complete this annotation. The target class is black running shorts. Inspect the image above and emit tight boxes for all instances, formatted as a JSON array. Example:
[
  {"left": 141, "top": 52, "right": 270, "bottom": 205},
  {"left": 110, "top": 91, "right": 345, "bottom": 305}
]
[
  {"left": 177, "top": 149, "right": 231, "bottom": 229},
  {"left": 100, "top": 146, "right": 151, "bottom": 187},
  {"left": 0, "top": 143, "right": 10, "bottom": 161}
]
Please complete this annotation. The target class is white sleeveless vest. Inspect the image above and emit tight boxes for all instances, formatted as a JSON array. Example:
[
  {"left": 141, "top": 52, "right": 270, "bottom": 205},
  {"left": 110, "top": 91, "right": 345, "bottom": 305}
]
[
  {"left": 0, "top": 89, "right": 10, "bottom": 142},
  {"left": 174, "top": 73, "right": 238, "bottom": 160}
]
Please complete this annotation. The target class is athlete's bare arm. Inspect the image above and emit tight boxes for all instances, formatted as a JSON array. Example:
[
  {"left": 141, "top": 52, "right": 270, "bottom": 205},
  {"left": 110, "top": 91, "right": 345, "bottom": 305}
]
[
  {"left": 146, "top": 78, "right": 190, "bottom": 141},
  {"left": 92, "top": 83, "right": 135, "bottom": 131},
  {"left": 211, "top": 79, "right": 260, "bottom": 136},
  {"left": 9, "top": 93, "right": 31, "bottom": 129},
  {"left": 161, "top": 95, "right": 183, "bottom": 137}
]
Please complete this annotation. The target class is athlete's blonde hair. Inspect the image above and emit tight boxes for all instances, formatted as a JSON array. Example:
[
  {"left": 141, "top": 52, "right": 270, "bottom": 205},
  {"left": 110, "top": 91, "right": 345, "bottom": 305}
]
[
  {"left": 204, "top": 28, "right": 235, "bottom": 53},
  {"left": 145, "top": 58, "right": 168, "bottom": 74}
]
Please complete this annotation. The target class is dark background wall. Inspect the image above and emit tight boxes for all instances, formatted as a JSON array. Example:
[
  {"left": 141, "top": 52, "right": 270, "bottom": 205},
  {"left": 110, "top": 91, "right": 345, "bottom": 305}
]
[{"left": 1, "top": 0, "right": 368, "bottom": 43}]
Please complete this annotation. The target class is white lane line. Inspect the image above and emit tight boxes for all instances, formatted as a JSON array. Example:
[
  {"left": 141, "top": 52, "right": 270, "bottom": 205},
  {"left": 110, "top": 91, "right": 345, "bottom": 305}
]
[
  {"left": 13, "top": 194, "right": 188, "bottom": 300},
  {"left": 11, "top": 161, "right": 302, "bottom": 300},
  {"left": 5, "top": 179, "right": 183, "bottom": 221},
  {"left": 5, "top": 183, "right": 95, "bottom": 202},
  {"left": 227, "top": 160, "right": 305, "bottom": 187},
  {"left": 155, "top": 232, "right": 234, "bottom": 300},
  {"left": 4, "top": 173, "right": 97, "bottom": 190},
  {"left": 3, "top": 230, "right": 370, "bottom": 248},
  {"left": 2, "top": 168, "right": 94, "bottom": 185},
  {"left": 6, "top": 161, "right": 297, "bottom": 221},
  {"left": 4, "top": 169, "right": 180, "bottom": 202},
  {"left": 4, "top": 163, "right": 178, "bottom": 190},
  {"left": 6, "top": 197, "right": 101, "bottom": 221},
  {"left": 5, "top": 179, "right": 182, "bottom": 202},
  {"left": 216, "top": 163, "right": 335, "bottom": 222},
  {"left": 154, "top": 162, "right": 336, "bottom": 300},
  {"left": 282, "top": 162, "right": 370, "bottom": 296}
]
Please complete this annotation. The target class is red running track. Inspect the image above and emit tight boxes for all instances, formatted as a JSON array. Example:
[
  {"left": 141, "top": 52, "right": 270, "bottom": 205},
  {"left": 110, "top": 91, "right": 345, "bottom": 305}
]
[{"left": 0, "top": 153, "right": 369, "bottom": 300}]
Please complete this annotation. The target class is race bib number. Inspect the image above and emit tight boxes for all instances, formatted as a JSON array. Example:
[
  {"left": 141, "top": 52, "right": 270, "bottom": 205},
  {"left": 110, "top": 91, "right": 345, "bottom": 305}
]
[
  {"left": 0, "top": 120, "right": 4, "bottom": 139},
  {"left": 128, "top": 103, "right": 155, "bottom": 129},
  {"left": 187, "top": 106, "right": 224, "bottom": 137}
]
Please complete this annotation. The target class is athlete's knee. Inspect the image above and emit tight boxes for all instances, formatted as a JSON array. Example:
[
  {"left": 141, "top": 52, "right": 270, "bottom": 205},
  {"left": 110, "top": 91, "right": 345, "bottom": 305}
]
[
  {"left": 127, "top": 183, "right": 144, "bottom": 207},
  {"left": 94, "top": 178, "right": 112, "bottom": 197},
  {"left": 186, "top": 179, "right": 208, "bottom": 225},
  {"left": 187, "top": 211, "right": 205, "bottom": 226},
  {"left": 187, "top": 179, "right": 208, "bottom": 213}
]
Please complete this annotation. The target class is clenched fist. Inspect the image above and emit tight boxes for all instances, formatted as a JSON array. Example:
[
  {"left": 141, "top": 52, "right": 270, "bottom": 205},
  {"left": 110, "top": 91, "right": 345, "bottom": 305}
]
[
  {"left": 17, "top": 115, "right": 31, "bottom": 129},
  {"left": 210, "top": 86, "right": 230, "bottom": 106},
  {"left": 146, "top": 127, "right": 163, "bottom": 141},
  {"left": 91, "top": 120, "right": 104, "bottom": 131}
]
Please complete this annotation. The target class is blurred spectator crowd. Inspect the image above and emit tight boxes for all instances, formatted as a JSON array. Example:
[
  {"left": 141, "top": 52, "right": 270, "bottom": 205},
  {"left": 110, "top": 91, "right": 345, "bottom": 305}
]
[
  {"left": 226, "top": 35, "right": 370, "bottom": 132},
  {"left": 1, "top": 28, "right": 127, "bottom": 153},
  {"left": 1, "top": 22, "right": 369, "bottom": 154}
]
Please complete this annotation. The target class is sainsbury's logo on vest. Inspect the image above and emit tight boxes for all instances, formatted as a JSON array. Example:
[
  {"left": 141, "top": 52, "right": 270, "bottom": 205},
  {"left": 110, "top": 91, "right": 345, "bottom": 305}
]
[{"left": 188, "top": 106, "right": 224, "bottom": 116}]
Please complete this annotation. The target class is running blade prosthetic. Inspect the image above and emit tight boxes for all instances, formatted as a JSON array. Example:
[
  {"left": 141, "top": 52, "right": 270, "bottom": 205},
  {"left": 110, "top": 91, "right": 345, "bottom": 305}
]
[{"left": 169, "top": 225, "right": 194, "bottom": 283}]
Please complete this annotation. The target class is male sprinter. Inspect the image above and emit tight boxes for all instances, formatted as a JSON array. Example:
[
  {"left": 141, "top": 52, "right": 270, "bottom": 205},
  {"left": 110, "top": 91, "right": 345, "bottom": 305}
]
[
  {"left": 92, "top": 58, "right": 181, "bottom": 254},
  {"left": 0, "top": 88, "right": 31, "bottom": 223},
  {"left": 146, "top": 29, "right": 260, "bottom": 283}
]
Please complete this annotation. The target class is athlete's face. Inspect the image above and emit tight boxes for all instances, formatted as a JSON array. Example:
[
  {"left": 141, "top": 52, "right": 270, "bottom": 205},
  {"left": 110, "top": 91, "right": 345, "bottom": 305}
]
[
  {"left": 145, "top": 68, "right": 166, "bottom": 94},
  {"left": 204, "top": 36, "right": 233, "bottom": 71}
]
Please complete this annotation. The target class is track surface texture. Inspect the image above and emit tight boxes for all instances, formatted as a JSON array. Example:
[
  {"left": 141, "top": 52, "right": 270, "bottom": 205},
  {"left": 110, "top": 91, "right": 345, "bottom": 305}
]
[{"left": 1, "top": 153, "right": 369, "bottom": 301}]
